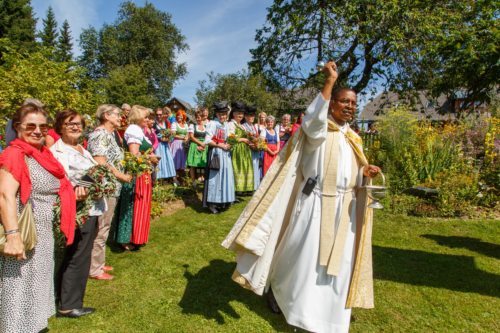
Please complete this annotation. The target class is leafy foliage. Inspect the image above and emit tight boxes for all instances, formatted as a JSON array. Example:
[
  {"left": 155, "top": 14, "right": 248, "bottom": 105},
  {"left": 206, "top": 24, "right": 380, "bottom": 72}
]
[
  {"left": 0, "top": 40, "right": 104, "bottom": 118},
  {"left": 373, "top": 106, "right": 499, "bottom": 217},
  {"left": 0, "top": 0, "right": 36, "bottom": 53},
  {"left": 78, "top": 1, "right": 188, "bottom": 105},
  {"left": 409, "top": 0, "right": 500, "bottom": 108},
  {"left": 101, "top": 64, "right": 157, "bottom": 106},
  {"left": 195, "top": 71, "right": 279, "bottom": 114},
  {"left": 250, "top": 0, "right": 499, "bottom": 107}
]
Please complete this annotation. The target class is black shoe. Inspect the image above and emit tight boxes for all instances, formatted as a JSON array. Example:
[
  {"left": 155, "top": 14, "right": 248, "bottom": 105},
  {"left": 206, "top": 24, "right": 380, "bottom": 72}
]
[
  {"left": 57, "top": 307, "right": 95, "bottom": 318},
  {"left": 208, "top": 205, "right": 219, "bottom": 214},
  {"left": 266, "top": 289, "right": 281, "bottom": 314}
]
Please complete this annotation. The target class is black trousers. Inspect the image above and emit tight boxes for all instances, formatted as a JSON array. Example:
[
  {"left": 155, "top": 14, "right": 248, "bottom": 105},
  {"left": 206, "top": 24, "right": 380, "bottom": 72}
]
[{"left": 59, "top": 216, "right": 98, "bottom": 310}]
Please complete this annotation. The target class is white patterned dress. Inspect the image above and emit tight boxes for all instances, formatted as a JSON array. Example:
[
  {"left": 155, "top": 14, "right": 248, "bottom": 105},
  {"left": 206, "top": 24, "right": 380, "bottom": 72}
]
[{"left": 0, "top": 157, "right": 59, "bottom": 333}]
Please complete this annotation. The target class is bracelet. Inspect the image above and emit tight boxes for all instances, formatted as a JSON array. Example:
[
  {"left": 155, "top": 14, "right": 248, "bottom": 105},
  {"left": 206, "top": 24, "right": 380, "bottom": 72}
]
[{"left": 4, "top": 229, "right": 20, "bottom": 235}]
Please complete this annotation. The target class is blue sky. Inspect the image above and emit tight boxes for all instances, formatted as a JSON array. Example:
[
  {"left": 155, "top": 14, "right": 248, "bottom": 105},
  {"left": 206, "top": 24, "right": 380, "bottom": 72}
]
[{"left": 31, "top": 0, "right": 273, "bottom": 106}]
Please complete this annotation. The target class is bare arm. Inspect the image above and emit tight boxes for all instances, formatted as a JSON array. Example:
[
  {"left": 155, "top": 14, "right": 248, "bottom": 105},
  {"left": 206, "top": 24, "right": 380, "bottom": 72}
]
[
  {"left": 189, "top": 132, "right": 204, "bottom": 147},
  {"left": 128, "top": 143, "right": 140, "bottom": 156},
  {"left": 93, "top": 156, "right": 132, "bottom": 183},
  {"left": 0, "top": 168, "right": 25, "bottom": 260}
]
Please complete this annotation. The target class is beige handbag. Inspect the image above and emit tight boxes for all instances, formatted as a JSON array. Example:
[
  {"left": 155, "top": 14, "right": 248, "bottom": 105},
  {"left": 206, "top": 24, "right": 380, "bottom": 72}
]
[{"left": 0, "top": 200, "right": 38, "bottom": 253}]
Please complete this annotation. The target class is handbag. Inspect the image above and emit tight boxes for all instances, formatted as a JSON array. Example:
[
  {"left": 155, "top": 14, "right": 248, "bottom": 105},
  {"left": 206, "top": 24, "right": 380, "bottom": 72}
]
[
  {"left": 0, "top": 200, "right": 37, "bottom": 253},
  {"left": 209, "top": 153, "right": 220, "bottom": 170}
]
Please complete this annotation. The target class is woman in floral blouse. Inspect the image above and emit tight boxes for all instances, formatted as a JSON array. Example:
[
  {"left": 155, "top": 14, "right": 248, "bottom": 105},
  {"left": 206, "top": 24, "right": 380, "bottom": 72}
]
[{"left": 87, "top": 104, "right": 132, "bottom": 280}]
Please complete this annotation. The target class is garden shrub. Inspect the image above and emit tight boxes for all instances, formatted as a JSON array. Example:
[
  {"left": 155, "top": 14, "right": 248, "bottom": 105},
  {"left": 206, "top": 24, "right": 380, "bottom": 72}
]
[{"left": 371, "top": 106, "right": 499, "bottom": 217}]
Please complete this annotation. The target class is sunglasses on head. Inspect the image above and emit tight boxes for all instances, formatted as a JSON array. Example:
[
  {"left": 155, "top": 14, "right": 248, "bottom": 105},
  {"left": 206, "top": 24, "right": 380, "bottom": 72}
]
[{"left": 20, "top": 123, "right": 49, "bottom": 134}]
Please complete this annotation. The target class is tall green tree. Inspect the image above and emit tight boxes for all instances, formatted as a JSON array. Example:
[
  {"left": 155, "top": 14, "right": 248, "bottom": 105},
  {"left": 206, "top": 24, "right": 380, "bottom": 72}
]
[
  {"left": 0, "top": 0, "right": 36, "bottom": 52},
  {"left": 56, "top": 19, "right": 73, "bottom": 62},
  {"left": 196, "top": 71, "right": 280, "bottom": 114},
  {"left": 250, "top": 0, "right": 499, "bottom": 108},
  {"left": 39, "top": 6, "right": 58, "bottom": 48},
  {"left": 102, "top": 64, "right": 157, "bottom": 106},
  {"left": 78, "top": 27, "right": 101, "bottom": 79},
  {"left": 408, "top": 0, "right": 499, "bottom": 109},
  {"left": 79, "top": 1, "right": 188, "bottom": 105}
]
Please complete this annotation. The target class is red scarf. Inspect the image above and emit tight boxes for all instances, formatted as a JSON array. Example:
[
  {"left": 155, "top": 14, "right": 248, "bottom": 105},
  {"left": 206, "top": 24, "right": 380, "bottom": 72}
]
[{"left": 0, "top": 139, "right": 76, "bottom": 245}]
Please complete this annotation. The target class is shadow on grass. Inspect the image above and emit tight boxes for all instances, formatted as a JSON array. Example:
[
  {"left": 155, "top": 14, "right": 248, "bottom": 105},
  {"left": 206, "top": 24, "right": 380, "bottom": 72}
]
[
  {"left": 373, "top": 245, "right": 500, "bottom": 297},
  {"left": 180, "top": 189, "right": 206, "bottom": 213},
  {"left": 179, "top": 259, "right": 291, "bottom": 331},
  {"left": 421, "top": 234, "right": 500, "bottom": 260}
]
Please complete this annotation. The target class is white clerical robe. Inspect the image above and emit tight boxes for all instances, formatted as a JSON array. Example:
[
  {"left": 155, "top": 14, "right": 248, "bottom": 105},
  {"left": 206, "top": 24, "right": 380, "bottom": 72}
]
[{"left": 269, "top": 94, "right": 361, "bottom": 333}]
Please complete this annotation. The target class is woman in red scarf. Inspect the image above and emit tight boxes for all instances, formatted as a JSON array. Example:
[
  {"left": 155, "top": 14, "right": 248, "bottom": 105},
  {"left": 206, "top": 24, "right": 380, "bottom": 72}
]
[{"left": 0, "top": 103, "right": 76, "bottom": 332}]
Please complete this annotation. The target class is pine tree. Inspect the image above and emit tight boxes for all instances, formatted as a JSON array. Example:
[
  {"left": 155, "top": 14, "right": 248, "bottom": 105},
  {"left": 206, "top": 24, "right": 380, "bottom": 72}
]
[
  {"left": 0, "top": 0, "right": 37, "bottom": 52},
  {"left": 39, "top": 6, "right": 58, "bottom": 48},
  {"left": 56, "top": 20, "right": 73, "bottom": 62}
]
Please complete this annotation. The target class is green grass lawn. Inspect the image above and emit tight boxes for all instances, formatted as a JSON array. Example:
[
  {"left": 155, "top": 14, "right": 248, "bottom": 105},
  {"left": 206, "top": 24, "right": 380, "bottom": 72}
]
[{"left": 49, "top": 196, "right": 500, "bottom": 332}]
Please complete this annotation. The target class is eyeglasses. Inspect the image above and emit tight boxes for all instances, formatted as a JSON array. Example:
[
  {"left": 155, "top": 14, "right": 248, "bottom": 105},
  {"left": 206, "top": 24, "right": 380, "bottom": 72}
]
[
  {"left": 64, "top": 122, "right": 83, "bottom": 128},
  {"left": 19, "top": 123, "right": 49, "bottom": 134},
  {"left": 336, "top": 99, "right": 357, "bottom": 107}
]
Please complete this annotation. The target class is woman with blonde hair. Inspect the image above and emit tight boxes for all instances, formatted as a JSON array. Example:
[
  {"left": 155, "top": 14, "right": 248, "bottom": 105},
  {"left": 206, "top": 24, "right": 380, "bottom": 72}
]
[{"left": 116, "top": 105, "right": 158, "bottom": 251}]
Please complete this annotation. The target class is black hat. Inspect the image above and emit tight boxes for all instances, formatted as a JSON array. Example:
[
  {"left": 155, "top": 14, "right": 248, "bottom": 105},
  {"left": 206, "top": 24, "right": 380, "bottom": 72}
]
[
  {"left": 245, "top": 105, "right": 257, "bottom": 115},
  {"left": 231, "top": 101, "right": 246, "bottom": 113},
  {"left": 213, "top": 101, "right": 230, "bottom": 113}
]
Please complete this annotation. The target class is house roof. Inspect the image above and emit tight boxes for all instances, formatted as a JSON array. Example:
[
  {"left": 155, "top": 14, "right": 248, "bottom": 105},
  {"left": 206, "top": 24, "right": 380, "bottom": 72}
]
[
  {"left": 168, "top": 97, "right": 193, "bottom": 111},
  {"left": 279, "top": 87, "right": 319, "bottom": 111},
  {"left": 359, "top": 91, "right": 458, "bottom": 121}
]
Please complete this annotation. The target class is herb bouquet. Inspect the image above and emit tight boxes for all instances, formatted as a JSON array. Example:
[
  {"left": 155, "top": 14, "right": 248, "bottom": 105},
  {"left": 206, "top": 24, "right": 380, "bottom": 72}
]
[
  {"left": 120, "top": 149, "right": 154, "bottom": 176},
  {"left": 52, "top": 165, "right": 117, "bottom": 247}
]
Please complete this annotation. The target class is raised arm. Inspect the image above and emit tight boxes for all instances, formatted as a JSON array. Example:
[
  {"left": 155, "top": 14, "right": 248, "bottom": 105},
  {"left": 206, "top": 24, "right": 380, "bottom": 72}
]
[{"left": 301, "top": 61, "right": 338, "bottom": 147}]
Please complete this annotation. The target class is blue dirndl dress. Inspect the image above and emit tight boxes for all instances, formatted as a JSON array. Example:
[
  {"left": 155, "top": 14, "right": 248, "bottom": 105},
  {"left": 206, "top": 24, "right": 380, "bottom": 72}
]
[
  {"left": 154, "top": 122, "right": 176, "bottom": 179},
  {"left": 202, "top": 120, "right": 235, "bottom": 207}
]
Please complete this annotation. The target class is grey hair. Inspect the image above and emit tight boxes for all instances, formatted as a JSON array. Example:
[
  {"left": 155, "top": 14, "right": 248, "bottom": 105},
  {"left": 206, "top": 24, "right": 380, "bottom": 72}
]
[
  {"left": 265, "top": 115, "right": 275, "bottom": 123},
  {"left": 96, "top": 104, "right": 121, "bottom": 124},
  {"left": 282, "top": 113, "right": 291, "bottom": 120},
  {"left": 121, "top": 103, "right": 131, "bottom": 110},
  {"left": 22, "top": 98, "right": 44, "bottom": 108}
]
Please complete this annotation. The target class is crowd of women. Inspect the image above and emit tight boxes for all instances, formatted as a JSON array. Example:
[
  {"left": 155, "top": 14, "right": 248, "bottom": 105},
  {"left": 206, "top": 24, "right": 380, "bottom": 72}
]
[{"left": 0, "top": 98, "right": 301, "bottom": 332}]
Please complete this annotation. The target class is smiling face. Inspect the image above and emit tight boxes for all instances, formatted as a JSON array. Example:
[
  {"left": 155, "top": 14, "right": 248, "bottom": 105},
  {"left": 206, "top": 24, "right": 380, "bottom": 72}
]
[
  {"left": 105, "top": 109, "right": 122, "bottom": 129},
  {"left": 244, "top": 114, "right": 255, "bottom": 124},
  {"left": 281, "top": 114, "right": 291, "bottom": 126},
  {"left": 16, "top": 112, "right": 48, "bottom": 148},
  {"left": 259, "top": 114, "right": 266, "bottom": 124},
  {"left": 265, "top": 118, "right": 275, "bottom": 130},
  {"left": 329, "top": 90, "right": 357, "bottom": 126},
  {"left": 155, "top": 110, "right": 163, "bottom": 122},
  {"left": 232, "top": 111, "right": 244, "bottom": 123},
  {"left": 61, "top": 115, "right": 83, "bottom": 143},
  {"left": 195, "top": 114, "right": 203, "bottom": 124},
  {"left": 216, "top": 111, "right": 228, "bottom": 123}
]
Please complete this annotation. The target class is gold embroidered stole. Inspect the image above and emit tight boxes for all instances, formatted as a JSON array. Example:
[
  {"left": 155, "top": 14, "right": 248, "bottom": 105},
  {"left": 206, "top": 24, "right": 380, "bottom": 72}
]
[{"left": 320, "top": 120, "right": 368, "bottom": 276}]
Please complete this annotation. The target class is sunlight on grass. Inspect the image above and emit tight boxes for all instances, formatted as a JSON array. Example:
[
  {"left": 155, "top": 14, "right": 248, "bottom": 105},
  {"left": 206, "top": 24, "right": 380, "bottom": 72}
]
[{"left": 49, "top": 199, "right": 499, "bottom": 332}]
